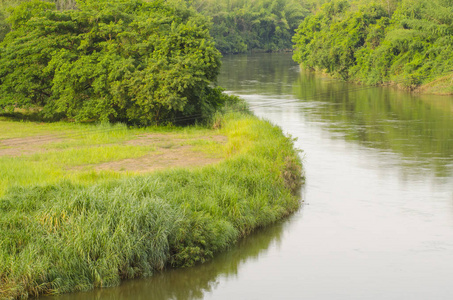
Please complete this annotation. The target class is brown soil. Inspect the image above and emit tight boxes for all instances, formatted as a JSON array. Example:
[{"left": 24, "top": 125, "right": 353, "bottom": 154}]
[
  {"left": 1, "top": 132, "right": 227, "bottom": 172},
  {"left": 0, "top": 135, "right": 62, "bottom": 156},
  {"left": 96, "top": 133, "right": 227, "bottom": 172},
  {"left": 125, "top": 133, "right": 227, "bottom": 146},
  {"left": 94, "top": 145, "right": 222, "bottom": 173}
]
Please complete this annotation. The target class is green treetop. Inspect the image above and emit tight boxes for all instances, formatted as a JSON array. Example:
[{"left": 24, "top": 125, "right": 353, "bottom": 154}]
[{"left": 0, "top": 0, "right": 224, "bottom": 125}]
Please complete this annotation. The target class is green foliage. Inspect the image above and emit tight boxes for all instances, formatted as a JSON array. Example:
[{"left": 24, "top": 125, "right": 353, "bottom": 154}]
[
  {"left": 0, "top": 0, "right": 77, "bottom": 40},
  {"left": 0, "top": 113, "right": 303, "bottom": 299},
  {"left": 293, "top": 0, "right": 389, "bottom": 80},
  {"left": 292, "top": 0, "right": 453, "bottom": 89},
  {"left": 188, "top": 0, "right": 310, "bottom": 54},
  {"left": 0, "top": 112, "right": 241, "bottom": 197},
  {"left": 0, "top": 0, "right": 223, "bottom": 125}
]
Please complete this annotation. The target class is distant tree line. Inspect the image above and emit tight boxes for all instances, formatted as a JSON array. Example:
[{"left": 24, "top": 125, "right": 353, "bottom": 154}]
[
  {"left": 293, "top": 0, "right": 453, "bottom": 91},
  {"left": 186, "top": 0, "right": 317, "bottom": 54}
]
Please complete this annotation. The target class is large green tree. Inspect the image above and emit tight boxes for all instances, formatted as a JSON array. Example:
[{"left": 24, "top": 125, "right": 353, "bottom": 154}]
[{"left": 0, "top": 0, "right": 223, "bottom": 125}]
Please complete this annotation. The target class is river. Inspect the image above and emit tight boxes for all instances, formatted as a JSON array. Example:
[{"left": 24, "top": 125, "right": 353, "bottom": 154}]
[{"left": 45, "top": 53, "right": 453, "bottom": 300}]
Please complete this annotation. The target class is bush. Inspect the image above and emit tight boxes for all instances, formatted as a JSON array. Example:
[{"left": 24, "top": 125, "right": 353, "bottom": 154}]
[{"left": 0, "top": 0, "right": 222, "bottom": 125}]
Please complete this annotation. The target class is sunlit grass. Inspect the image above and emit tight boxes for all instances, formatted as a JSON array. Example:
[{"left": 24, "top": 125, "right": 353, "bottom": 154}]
[
  {"left": 0, "top": 112, "right": 303, "bottom": 299},
  {"left": 0, "top": 120, "right": 227, "bottom": 197},
  {"left": 0, "top": 117, "right": 77, "bottom": 139},
  {"left": 28, "top": 145, "right": 154, "bottom": 166}
]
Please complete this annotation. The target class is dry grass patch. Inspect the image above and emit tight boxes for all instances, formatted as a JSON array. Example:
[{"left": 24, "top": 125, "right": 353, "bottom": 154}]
[
  {"left": 0, "top": 119, "right": 228, "bottom": 196},
  {"left": 76, "top": 133, "right": 228, "bottom": 173},
  {"left": 94, "top": 146, "right": 223, "bottom": 172},
  {"left": 0, "top": 135, "right": 62, "bottom": 157}
]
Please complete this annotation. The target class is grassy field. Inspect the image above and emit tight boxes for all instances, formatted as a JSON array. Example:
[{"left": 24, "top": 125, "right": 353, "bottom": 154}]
[
  {"left": 0, "top": 117, "right": 227, "bottom": 198},
  {"left": 0, "top": 112, "right": 303, "bottom": 299}
]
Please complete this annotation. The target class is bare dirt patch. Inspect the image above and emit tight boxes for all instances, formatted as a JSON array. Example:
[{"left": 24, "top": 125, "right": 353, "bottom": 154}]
[
  {"left": 82, "top": 133, "right": 228, "bottom": 173},
  {"left": 0, "top": 135, "right": 62, "bottom": 156},
  {"left": 126, "top": 133, "right": 228, "bottom": 146},
  {"left": 1, "top": 131, "right": 228, "bottom": 172},
  {"left": 95, "top": 145, "right": 222, "bottom": 172}
]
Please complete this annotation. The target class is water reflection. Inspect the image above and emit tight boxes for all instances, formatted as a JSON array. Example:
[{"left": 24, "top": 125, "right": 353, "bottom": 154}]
[
  {"left": 220, "top": 53, "right": 453, "bottom": 179},
  {"left": 292, "top": 73, "right": 453, "bottom": 178}
]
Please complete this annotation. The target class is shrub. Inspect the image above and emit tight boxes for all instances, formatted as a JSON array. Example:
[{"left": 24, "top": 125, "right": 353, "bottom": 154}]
[{"left": 0, "top": 0, "right": 222, "bottom": 125}]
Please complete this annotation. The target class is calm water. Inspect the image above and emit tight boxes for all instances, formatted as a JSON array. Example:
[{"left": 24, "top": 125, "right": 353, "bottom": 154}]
[{"left": 45, "top": 53, "right": 453, "bottom": 300}]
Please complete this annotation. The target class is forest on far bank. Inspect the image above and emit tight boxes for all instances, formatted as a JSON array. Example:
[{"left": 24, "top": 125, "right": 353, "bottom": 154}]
[
  {"left": 186, "top": 0, "right": 322, "bottom": 54},
  {"left": 293, "top": 0, "right": 453, "bottom": 93}
]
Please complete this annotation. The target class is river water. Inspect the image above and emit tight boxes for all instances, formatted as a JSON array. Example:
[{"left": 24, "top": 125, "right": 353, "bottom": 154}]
[{"left": 46, "top": 53, "right": 453, "bottom": 300}]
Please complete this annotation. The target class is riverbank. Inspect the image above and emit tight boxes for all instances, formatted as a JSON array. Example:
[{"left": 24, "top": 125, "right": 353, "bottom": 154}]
[
  {"left": 298, "top": 64, "right": 453, "bottom": 96},
  {"left": 414, "top": 74, "right": 453, "bottom": 95},
  {"left": 360, "top": 73, "right": 453, "bottom": 95},
  {"left": 0, "top": 111, "right": 303, "bottom": 299}
]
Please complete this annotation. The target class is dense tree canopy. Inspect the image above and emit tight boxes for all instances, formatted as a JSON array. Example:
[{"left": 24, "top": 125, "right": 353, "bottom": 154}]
[
  {"left": 293, "top": 0, "right": 453, "bottom": 92},
  {"left": 0, "top": 0, "right": 224, "bottom": 125},
  {"left": 0, "top": 0, "right": 77, "bottom": 40}
]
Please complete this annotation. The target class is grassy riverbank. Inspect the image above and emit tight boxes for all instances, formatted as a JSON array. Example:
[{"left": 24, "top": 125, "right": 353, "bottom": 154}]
[{"left": 0, "top": 112, "right": 303, "bottom": 299}]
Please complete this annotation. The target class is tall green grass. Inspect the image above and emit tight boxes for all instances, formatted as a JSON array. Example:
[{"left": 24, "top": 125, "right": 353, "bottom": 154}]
[
  {"left": 0, "top": 113, "right": 303, "bottom": 299},
  {"left": 0, "top": 120, "right": 224, "bottom": 197}
]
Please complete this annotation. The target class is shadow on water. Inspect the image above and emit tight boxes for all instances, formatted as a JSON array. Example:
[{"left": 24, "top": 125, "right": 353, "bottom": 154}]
[{"left": 42, "top": 212, "right": 298, "bottom": 300}]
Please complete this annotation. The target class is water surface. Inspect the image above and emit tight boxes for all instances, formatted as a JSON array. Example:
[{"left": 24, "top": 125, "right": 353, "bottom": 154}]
[{"left": 46, "top": 53, "right": 453, "bottom": 300}]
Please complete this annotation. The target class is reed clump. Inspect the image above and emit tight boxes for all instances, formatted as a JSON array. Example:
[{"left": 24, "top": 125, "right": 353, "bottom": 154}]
[{"left": 0, "top": 112, "right": 303, "bottom": 299}]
